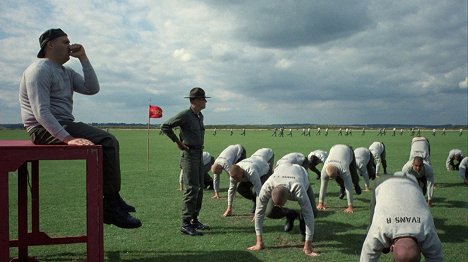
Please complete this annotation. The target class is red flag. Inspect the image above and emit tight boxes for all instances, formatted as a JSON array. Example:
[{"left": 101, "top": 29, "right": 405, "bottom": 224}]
[{"left": 149, "top": 105, "right": 163, "bottom": 118}]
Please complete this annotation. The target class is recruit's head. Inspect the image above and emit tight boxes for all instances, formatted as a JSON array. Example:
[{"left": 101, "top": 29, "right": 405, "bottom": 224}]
[
  {"left": 271, "top": 185, "right": 290, "bottom": 207},
  {"left": 211, "top": 163, "right": 223, "bottom": 175},
  {"left": 228, "top": 164, "right": 244, "bottom": 182},
  {"left": 391, "top": 237, "right": 421, "bottom": 262},
  {"left": 325, "top": 164, "right": 339, "bottom": 179},
  {"left": 411, "top": 157, "right": 424, "bottom": 173}
]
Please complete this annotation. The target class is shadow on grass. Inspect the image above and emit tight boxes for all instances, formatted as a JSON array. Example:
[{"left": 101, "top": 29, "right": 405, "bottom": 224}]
[
  {"left": 209, "top": 224, "right": 283, "bottom": 234},
  {"left": 314, "top": 219, "right": 368, "bottom": 254},
  {"left": 434, "top": 182, "right": 467, "bottom": 189},
  {"left": 33, "top": 250, "right": 262, "bottom": 262},
  {"left": 433, "top": 217, "right": 468, "bottom": 243},
  {"left": 106, "top": 250, "right": 262, "bottom": 262},
  {"left": 431, "top": 196, "right": 467, "bottom": 208}
]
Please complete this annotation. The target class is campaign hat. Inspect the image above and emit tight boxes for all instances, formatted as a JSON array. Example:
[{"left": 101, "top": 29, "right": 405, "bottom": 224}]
[{"left": 185, "top": 87, "right": 210, "bottom": 99}]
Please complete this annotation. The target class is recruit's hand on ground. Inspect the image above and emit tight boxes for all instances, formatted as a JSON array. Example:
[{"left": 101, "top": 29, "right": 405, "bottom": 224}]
[
  {"left": 223, "top": 208, "right": 232, "bottom": 217},
  {"left": 303, "top": 241, "right": 320, "bottom": 257},
  {"left": 247, "top": 244, "right": 264, "bottom": 251},
  {"left": 247, "top": 238, "right": 264, "bottom": 251},
  {"left": 211, "top": 192, "right": 220, "bottom": 199},
  {"left": 343, "top": 206, "right": 354, "bottom": 213},
  {"left": 316, "top": 203, "right": 326, "bottom": 210}
]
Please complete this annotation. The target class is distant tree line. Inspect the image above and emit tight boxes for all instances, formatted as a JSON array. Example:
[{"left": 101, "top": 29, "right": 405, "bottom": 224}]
[{"left": 1, "top": 123, "right": 466, "bottom": 130}]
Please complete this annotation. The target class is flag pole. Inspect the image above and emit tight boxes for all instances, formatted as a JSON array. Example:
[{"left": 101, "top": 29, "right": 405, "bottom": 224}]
[{"left": 147, "top": 99, "right": 151, "bottom": 172}]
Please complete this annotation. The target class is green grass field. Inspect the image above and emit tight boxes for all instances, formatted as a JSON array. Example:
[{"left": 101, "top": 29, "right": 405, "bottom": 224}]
[{"left": 2, "top": 128, "right": 467, "bottom": 261}]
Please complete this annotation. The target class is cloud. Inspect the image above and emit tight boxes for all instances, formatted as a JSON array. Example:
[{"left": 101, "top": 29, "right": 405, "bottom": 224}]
[
  {"left": 459, "top": 77, "right": 468, "bottom": 89},
  {"left": 0, "top": 0, "right": 466, "bottom": 125},
  {"left": 173, "top": 48, "right": 192, "bottom": 62}
]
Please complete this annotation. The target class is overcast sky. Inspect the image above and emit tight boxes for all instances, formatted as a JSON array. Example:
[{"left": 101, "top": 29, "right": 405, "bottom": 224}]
[{"left": 1, "top": 0, "right": 467, "bottom": 126}]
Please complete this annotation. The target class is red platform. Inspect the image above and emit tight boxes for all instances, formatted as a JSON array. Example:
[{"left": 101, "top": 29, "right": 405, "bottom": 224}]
[{"left": 0, "top": 140, "right": 103, "bottom": 262}]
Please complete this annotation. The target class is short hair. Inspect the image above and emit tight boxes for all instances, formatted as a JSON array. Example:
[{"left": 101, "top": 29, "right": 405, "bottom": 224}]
[
  {"left": 211, "top": 163, "right": 223, "bottom": 174},
  {"left": 412, "top": 156, "right": 423, "bottom": 164},
  {"left": 228, "top": 164, "right": 244, "bottom": 182},
  {"left": 325, "top": 164, "right": 339, "bottom": 178},
  {"left": 271, "top": 186, "right": 289, "bottom": 207},
  {"left": 309, "top": 155, "right": 319, "bottom": 165},
  {"left": 392, "top": 237, "right": 421, "bottom": 262}
]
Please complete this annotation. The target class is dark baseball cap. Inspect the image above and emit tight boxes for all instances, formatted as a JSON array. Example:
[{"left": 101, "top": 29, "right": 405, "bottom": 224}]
[{"left": 37, "top": 28, "right": 68, "bottom": 58}]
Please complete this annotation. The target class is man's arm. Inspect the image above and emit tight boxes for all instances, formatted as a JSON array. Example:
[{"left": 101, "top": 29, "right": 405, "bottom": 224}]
[
  {"left": 420, "top": 229, "right": 444, "bottom": 261},
  {"left": 459, "top": 158, "right": 468, "bottom": 183},
  {"left": 70, "top": 49, "right": 100, "bottom": 95},
  {"left": 359, "top": 233, "right": 385, "bottom": 262},
  {"left": 160, "top": 111, "right": 189, "bottom": 151},
  {"left": 295, "top": 186, "right": 315, "bottom": 241},
  {"left": 309, "top": 166, "right": 321, "bottom": 177},
  {"left": 223, "top": 177, "right": 238, "bottom": 217},
  {"left": 342, "top": 173, "right": 354, "bottom": 213},
  {"left": 425, "top": 165, "right": 435, "bottom": 206},
  {"left": 317, "top": 169, "right": 329, "bottom": 209},
  {"left": 248, "top": 186, "right": 271, "bottom": 251}
]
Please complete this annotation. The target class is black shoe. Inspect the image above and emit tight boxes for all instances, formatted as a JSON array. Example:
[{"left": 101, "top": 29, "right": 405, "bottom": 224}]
[
  {"left": 181, "top": 224, "right": 203, "bottom": 236},
  {"left": 117, "top": 194, "right": 136, "bottom": 213},
  {"left": 338, "top": 187, "right": 345, "bottom": 199},
  {"left": 355, "top": 184, "right": 362, "bottom": 195},
  {"left": 299, "top": 214, "right": 305, "bottom": 237},
  {"left": 284, "top": 211, "right": 298, "bottom": 232},
  {"left": 191, "top": 219, "right": 210, "bottom": 230},
  {"left": 104, "top": 207, "right": 142, "bottom": 229},
  {"left": 316, "top": 174, "right": 321, "bottom": 180}
]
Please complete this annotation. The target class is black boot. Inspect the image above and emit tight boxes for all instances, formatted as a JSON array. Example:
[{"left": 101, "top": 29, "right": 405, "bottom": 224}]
[
  {"left": 180, "top": 223, "right": 203, "bottom": 236},
  {"left": 338, "top": 186, "right": 345, "bottom": 199},
  {"left": 104, "top": 196, "right": 141, "bottom": 229},
  {"left": 284, "top": 210, "right": 298, "bottom": 232},
  {"left": 355, "top": 184, "right": 362, "bottom": 195},
  {"left": 117, "top": 193, "right": 136, "bottom": 213},
  {"left": 191, "top": 218, "right": 210, "bottom": 230}
]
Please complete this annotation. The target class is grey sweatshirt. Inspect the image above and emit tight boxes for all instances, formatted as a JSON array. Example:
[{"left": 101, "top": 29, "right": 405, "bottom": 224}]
[
  {"left": 360, "top": 175, "right": 443, "bottom": 261},
  {"left": 19, "top": 59, "right": 99, "bottom": 141}
]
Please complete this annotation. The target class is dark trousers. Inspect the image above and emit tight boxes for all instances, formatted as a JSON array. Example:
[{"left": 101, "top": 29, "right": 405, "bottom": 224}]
[
  {"left": 180, "top": 149, "right": 204, "bottom": 225},
  {"left": 380, "top": 147, "right": 388, "bottom": 173},
  {"left": 29, "top": 121, "right": 121, "bottom": 196},
  {"left": 264, "top": 186, "right": 318, "bottom": 219},
  {"left": 336, "top": 151, "right": 361, "bottom": 189},
  {"left": 183, "top": 154, "right": 213, "bottom": 188},
  {"left": 237, "top": 146, "right": 247, "bottom": 163},
  {"left": 237, "top": 174, "right": 270, "bottom": 203},
  {"left": 418, "top": 176, "right": 428, "bottom": 196}
]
